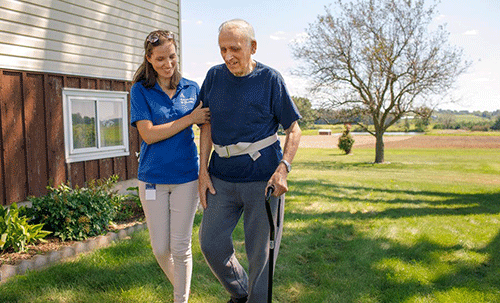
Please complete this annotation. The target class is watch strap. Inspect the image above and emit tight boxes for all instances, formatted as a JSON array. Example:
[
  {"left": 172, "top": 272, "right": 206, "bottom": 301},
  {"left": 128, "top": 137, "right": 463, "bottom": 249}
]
[{"left": 280, "top": 159, "right": 292, "bottom": 173}]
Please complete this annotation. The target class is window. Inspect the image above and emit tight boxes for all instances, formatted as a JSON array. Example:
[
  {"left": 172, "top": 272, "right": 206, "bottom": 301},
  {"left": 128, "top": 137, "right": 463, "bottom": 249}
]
[{"left": 63, "top": 88, "right": 129, "bottom": 163}]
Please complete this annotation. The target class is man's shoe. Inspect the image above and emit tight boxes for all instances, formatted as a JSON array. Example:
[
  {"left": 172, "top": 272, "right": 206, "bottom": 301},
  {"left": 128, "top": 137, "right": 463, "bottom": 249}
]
[{"left": 227, "top": 296, "right": 248, "bottom": 303}]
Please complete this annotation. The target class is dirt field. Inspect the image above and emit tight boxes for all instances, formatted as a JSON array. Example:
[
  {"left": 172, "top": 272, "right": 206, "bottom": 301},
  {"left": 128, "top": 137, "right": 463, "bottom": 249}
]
[{"left": 294, "top": 133, "right": 500, "bottom": 149}]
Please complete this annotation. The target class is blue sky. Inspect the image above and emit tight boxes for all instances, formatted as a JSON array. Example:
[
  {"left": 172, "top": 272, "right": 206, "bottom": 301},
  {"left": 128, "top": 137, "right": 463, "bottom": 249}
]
[{"left": 181, "top": 0, "right": 500, "bottom": 111}]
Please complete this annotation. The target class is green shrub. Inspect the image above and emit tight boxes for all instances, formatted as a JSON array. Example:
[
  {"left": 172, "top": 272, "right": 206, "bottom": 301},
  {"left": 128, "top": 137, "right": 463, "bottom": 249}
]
[
  {"left": 0, "top": 203, "right": 51, "bottom": 252},
  {"left": 338, "top": 124, "right": 355, "bottom": 154},
  {"left": 126, "top": 186, "right": 141, "bottom": 208},
  {"left": 28, "top": 176, "right": 121, "bottom": 241},
  {"left": 113, "top": 187, "right": 144, "bottom": 223}
]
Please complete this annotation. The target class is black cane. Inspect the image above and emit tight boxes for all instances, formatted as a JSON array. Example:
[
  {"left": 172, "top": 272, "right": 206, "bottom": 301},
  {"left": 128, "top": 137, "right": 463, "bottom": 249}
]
[{"left": 265, "top": 186, "right": 276, "bottom": 303}]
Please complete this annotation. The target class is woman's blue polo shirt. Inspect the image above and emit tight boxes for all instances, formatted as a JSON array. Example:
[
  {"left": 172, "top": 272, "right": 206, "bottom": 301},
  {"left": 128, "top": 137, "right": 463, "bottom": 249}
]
[{"left": 130, "top": 78, "right": 200, "bottom": 184}]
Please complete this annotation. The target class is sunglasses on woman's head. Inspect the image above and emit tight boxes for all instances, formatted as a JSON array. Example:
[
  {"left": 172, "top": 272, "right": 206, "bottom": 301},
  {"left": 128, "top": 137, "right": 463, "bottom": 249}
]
[{"left": 147, "top": 31, "right": 175, "bottom": 46}]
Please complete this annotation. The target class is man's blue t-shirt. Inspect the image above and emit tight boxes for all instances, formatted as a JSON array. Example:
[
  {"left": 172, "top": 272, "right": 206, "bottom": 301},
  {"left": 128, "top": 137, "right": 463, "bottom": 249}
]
[
  {"left": 130, "top": 78, "right": 199, "bottom": 184},
  {"left": 199, "top": 62, "right": 301, "bottom": 182}
]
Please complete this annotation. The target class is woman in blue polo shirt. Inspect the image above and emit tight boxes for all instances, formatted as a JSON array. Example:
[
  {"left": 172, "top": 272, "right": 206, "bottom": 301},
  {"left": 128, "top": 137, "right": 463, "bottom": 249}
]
[{"left": 130, "top": 30, "right": 210, "bottom": 303}]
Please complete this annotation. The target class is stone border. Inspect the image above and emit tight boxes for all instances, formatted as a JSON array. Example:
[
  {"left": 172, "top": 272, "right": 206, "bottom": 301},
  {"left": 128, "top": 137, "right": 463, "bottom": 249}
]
[{"left": 0, "top": 222, "right": 147, "bottom": 283}]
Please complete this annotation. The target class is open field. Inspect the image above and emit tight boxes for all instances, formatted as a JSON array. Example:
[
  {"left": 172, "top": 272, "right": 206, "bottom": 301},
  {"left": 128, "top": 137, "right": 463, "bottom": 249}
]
[{"left": 295, "top": 132, "right": 500, "bottom": 149}]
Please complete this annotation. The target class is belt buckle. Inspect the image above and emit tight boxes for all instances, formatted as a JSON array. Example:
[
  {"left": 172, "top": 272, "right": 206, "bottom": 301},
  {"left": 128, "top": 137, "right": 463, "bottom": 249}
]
[{"left": 224, "top": 146, "right": 231, "bottom": 158}]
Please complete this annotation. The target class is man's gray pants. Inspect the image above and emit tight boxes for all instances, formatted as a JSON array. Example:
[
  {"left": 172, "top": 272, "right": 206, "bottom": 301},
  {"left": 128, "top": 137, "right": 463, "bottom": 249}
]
[{"left": 199, "top": 176, "right": 285, "bottom": 303}]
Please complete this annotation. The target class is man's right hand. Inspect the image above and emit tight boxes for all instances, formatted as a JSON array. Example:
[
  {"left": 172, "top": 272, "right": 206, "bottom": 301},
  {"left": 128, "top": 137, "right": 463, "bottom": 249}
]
[{"left": 198, "top": 170, "right": 216, "bottom": 209}]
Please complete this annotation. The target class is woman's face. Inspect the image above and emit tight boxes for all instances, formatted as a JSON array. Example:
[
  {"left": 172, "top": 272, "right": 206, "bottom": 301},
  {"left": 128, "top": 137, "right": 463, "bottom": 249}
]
[{"left": 147, "top": 41, "right": 177, "bottom": 82}]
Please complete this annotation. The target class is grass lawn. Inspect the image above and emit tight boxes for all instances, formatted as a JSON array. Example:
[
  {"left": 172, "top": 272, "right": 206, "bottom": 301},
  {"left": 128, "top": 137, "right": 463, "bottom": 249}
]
[{"left": 0, "top": 146, "right": 499, "bottom": 302}]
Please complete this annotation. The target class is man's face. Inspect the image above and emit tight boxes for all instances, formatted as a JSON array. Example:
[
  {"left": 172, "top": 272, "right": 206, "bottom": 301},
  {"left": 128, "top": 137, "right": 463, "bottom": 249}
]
[{"left": 218, "top": 28, "right": 256, "bottom": 77}]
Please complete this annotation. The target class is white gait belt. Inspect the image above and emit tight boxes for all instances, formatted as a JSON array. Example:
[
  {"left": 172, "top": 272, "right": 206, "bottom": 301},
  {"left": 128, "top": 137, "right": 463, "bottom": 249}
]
[{"left": 213, "top": 133, "right": 279, "bottom": 161}]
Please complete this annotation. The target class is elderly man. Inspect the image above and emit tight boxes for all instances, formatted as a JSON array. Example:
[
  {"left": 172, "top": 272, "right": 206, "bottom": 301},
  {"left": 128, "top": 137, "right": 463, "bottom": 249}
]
[{"left": 198, "top": 19, "right": 301, "bottom": 303}]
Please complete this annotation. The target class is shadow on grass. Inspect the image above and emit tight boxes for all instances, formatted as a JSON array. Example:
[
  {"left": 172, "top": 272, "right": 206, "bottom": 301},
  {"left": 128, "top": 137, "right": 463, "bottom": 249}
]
[
  {"left": 274, "top": 180, "right": 500, "bottom": 302},
  {"left": 374, "top": 231, "right": 500, "bottom": 302},
  {"left": 276, "top": 220, "right": 500, "bottom": 302},
  {"left": 296, "top": 160, "right": 380, "bottom": 171},
  {"left": 289, "top": 180, "right": 500, "bottom": 218},
  {"left": 0, "top": 231, "right": 172, "bottom": 303}
]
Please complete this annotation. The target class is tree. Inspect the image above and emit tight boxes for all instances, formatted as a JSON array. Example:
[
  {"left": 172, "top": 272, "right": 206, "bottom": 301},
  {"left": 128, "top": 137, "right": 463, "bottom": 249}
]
[
  {"left": 291, "top": 0, "right": 469, "bottom": 163},
  {"left": 491, "top": 116, "right": 500, "bottom": 131},
  {"left": 292, "top": 96, "right": 317, "bottom": 129},
  {"left": 437, "top": 112, "right": 456, "bottom": 129}
]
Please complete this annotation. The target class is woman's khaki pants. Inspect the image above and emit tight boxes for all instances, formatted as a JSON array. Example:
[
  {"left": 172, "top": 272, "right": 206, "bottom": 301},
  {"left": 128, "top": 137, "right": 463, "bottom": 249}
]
[{"left": 139, "top": 180, "right": 199, "bottom": 303}]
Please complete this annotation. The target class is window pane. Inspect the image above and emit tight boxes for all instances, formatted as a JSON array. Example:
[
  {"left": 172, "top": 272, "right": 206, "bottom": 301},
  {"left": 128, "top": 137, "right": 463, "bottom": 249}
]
[
  {"left": 72, "top": 100, "right": 96, "bottom": 149},
  {"left": 99, "top": 101, "right": 123, "bottom": 147}
]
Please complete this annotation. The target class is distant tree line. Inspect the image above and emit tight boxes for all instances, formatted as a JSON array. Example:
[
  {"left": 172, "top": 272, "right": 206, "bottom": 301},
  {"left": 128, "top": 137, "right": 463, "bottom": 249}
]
[
  {"left": 433, "top": 109, "right": 500, "bottom": 131},
  {"left": 435, "top": 109, "right": 500, "bottom": 118},
  {"left": 292, "top": 98, "right": 500, "bottom": 132}
]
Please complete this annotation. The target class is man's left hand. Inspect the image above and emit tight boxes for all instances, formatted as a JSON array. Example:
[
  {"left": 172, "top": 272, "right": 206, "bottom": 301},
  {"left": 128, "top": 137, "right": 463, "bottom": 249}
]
[
  {"left": 267, "top": 164, "right": 288, "bottom": 197},
  {"left": 266, "top": 121, "right": 301, "bottom": 197}
]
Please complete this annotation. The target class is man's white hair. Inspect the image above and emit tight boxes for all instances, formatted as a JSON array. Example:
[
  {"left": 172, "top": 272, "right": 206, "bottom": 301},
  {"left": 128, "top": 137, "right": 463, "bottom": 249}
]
[{"left": 218, "top": 19, "right": 256, "bottom": 44}]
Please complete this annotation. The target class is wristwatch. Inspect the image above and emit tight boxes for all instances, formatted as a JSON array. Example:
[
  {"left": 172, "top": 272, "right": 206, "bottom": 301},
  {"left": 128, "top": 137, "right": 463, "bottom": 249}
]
[{"left": 280, "top": 159, "right": 292, "bottom": 173}]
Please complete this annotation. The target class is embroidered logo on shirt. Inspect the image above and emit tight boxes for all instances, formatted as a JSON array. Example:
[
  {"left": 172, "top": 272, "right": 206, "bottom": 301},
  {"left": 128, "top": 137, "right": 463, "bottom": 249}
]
[
  {"left": 160, "top": 106, "right": 171, "bottom": 116},
  {"left": 178, "top": 92, "right": 196, "bottom": 111}
]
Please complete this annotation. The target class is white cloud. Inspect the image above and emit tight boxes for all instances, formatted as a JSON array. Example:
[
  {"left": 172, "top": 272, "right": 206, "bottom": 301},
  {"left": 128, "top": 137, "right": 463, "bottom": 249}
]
[
  {"left": 270, "top": 35, "right": 286, "bottom": 41},
  {"left": 464, "top": 30, "right": 478, "bottom": 36},
  {"left": 196, "top": 20, "right": 203, "bottom": 25},
  {"left": 270, "top": 31, "right": 287, "bottom": 41}
]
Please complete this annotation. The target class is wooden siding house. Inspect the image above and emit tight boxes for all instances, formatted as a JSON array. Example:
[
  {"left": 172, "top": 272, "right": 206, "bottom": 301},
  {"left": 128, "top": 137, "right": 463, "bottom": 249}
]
[{"left": 0, "top": 0, "right": 181, "bottom": 205}]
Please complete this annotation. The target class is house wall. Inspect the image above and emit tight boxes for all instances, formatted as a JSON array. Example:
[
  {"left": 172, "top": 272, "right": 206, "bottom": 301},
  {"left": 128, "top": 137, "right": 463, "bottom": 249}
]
[
  {"left": 0, "top": 69, "right": 142, "bottom": 206},
  {"left": 0, "top": 0, "right": 180, "bottom": 80},
  {"left": 0, "top": 0, "right": 181, "bottom": 205}
]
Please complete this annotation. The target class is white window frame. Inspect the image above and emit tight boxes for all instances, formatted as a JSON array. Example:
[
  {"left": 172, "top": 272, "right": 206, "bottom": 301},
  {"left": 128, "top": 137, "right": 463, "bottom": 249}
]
[{"left": 62, "top": 88, "right": 130, "bottom": 163}]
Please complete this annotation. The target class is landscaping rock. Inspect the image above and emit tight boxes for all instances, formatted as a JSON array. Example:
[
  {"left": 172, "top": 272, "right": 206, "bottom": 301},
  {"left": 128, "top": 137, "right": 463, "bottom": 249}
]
[
  {"left": 59, "top": 247, "right": 76, "bottom": 259},
  {"left": 17, "top": 260, "right": 34, "bottom": 275},
  {"left": 117, "top": 229, "right": 128, "bottom": 239},
  {"left": 106, "top": 232, "right": 118, "bottom": 242},
  {"left": 33, "top": 255, "right": 48, "bottom": 270},
  {"left": 126, "top": 225, "right": 136, "bottom": 235},
  {"left": 48, "top": 251, "right": 62, "bottom": 264},
  {"left": 96, "top": 235, "right": 109, "bottom": 248},
  {"left": 1, "top": 264, "right": 18, "bottom": 281},
  {"left": 72, "top": 241, "right": 87, "bottom": 254},
  {"left": 85, "top": 238, "right": 98, "bottom": 252}
]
